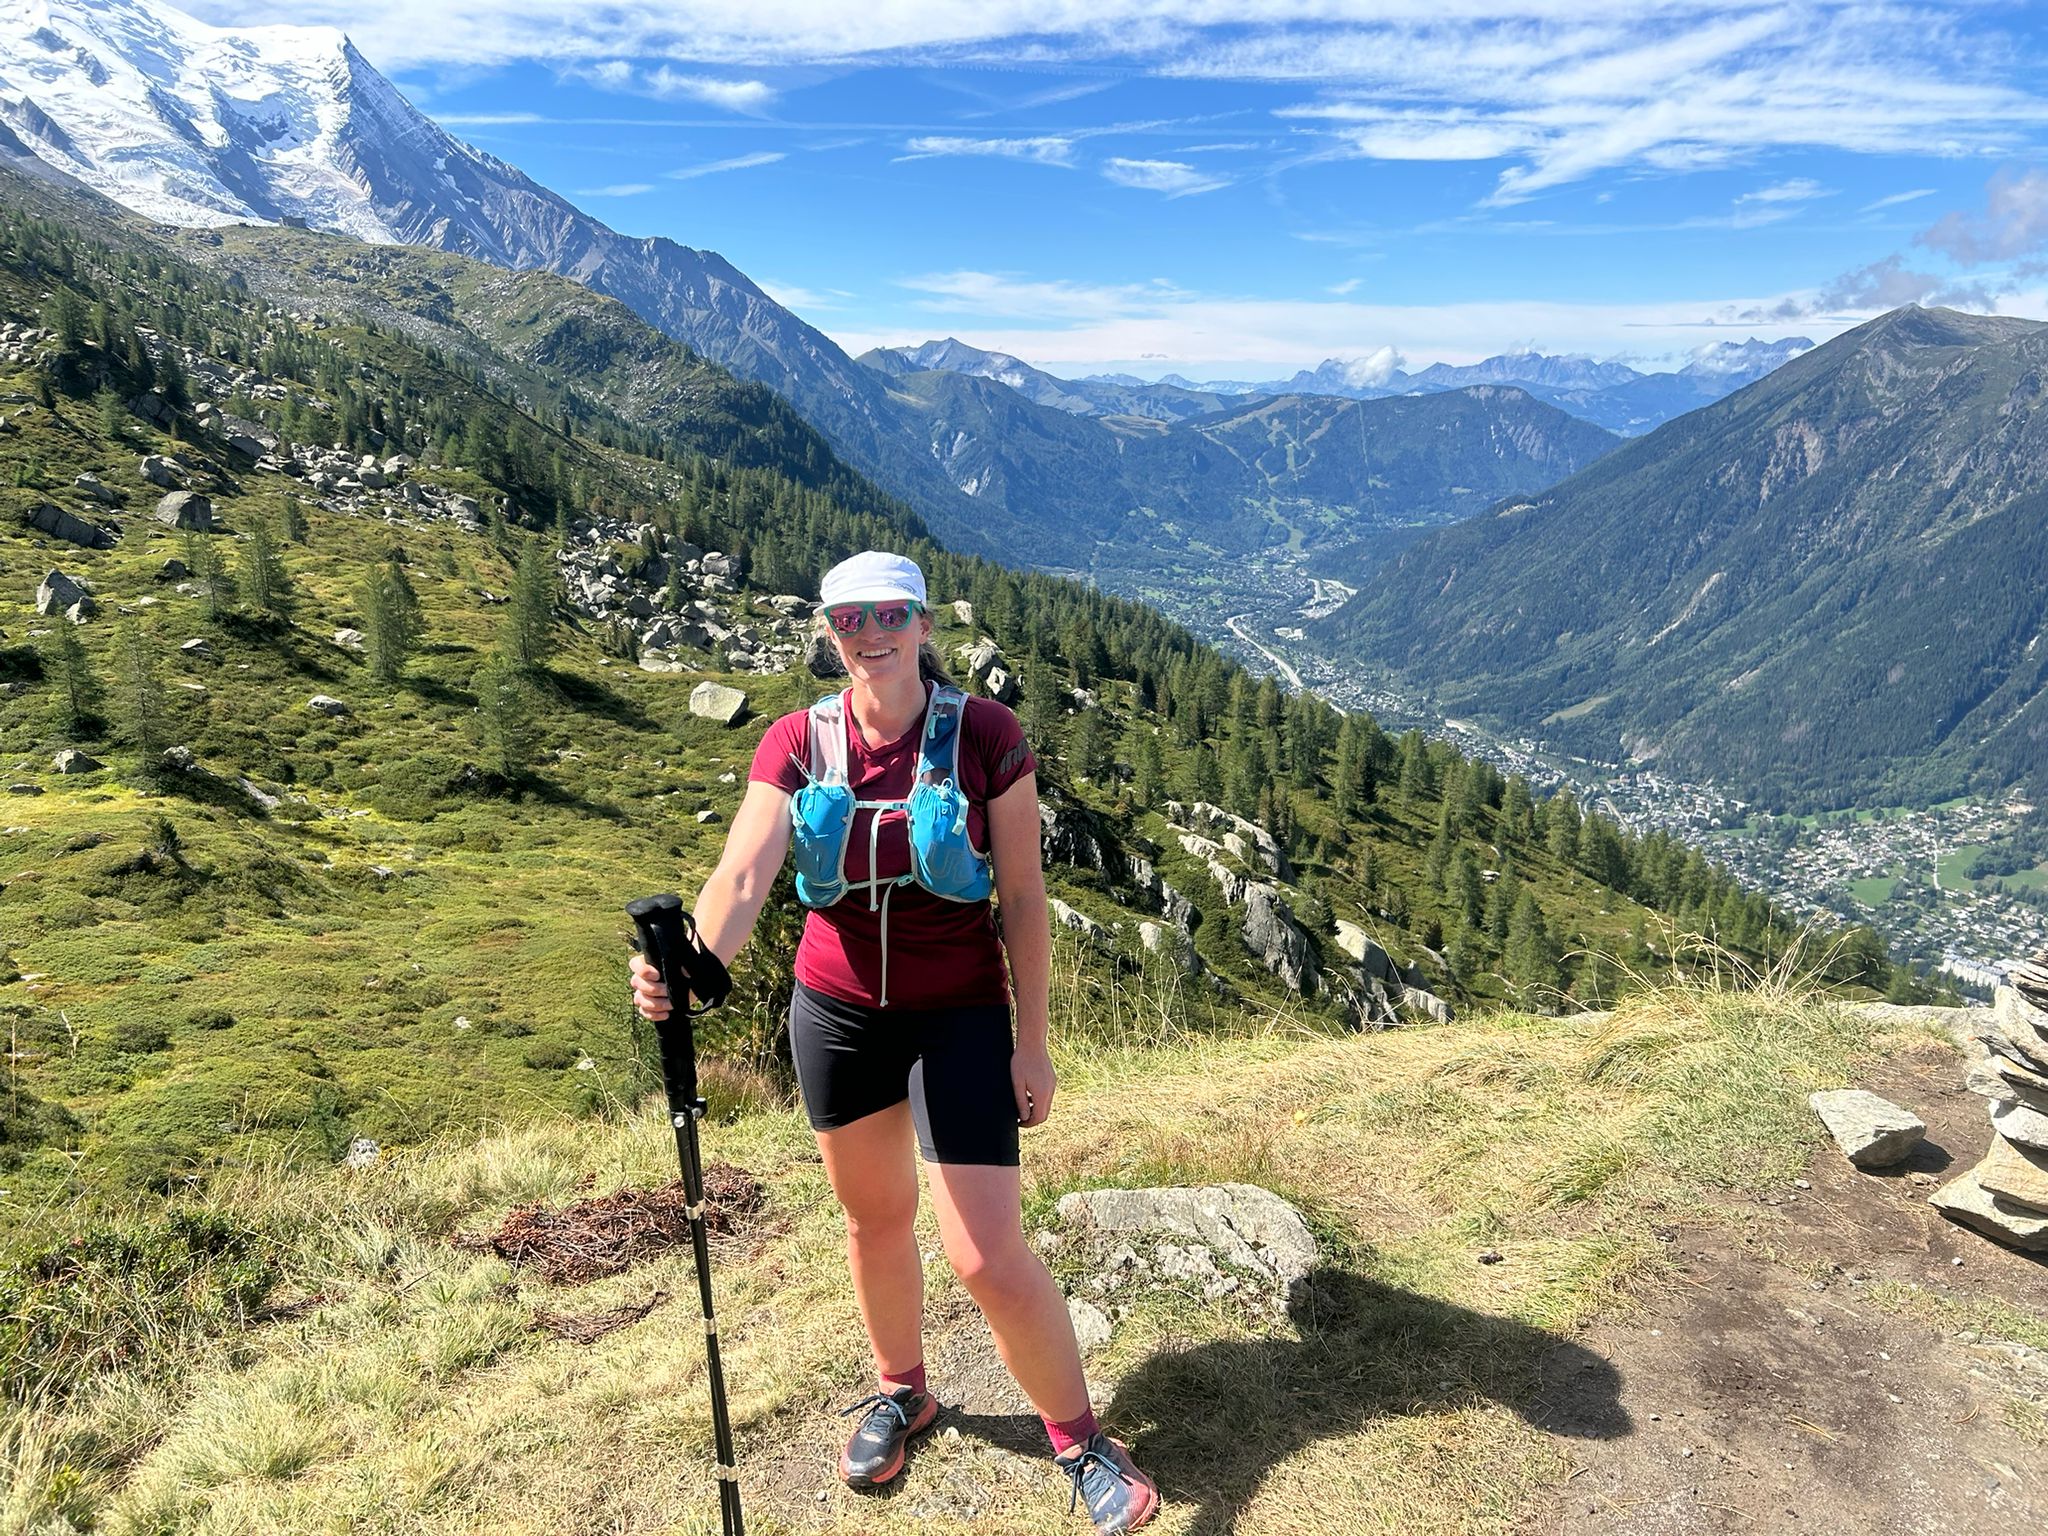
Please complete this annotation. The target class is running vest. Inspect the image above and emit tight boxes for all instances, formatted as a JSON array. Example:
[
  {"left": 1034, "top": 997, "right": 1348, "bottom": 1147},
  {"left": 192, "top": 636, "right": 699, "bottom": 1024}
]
[{"left": 787, "top": 685, "right": 996, "bottom": 1005}]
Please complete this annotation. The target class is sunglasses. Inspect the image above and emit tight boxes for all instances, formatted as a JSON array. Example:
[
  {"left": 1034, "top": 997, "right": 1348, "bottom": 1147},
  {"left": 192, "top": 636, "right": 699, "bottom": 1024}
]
[{"left": 826, "top": 600, "right": 922, "bottom": 635}]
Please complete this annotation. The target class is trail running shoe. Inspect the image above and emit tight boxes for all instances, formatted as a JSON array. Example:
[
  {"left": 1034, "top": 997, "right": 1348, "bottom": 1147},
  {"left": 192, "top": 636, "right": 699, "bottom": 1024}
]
[
  {"left": 837, "top": 1385, "right": 938, "bottom": 1489},
  {"left": 1057, "top": 1431, "right": 1158, "bottom": 1534}
]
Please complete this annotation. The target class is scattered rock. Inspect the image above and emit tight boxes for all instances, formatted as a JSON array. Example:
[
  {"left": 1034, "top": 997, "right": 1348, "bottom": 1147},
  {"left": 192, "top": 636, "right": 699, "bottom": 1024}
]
[
  {"left": 161, "top": 745, "right": 196, "bottom": 773},
  {"left": 138, "top": 454, "right": 184, "bottom": 489},
  {"left": 343, "top": 1137, "right": 380, "bottom": 1170},
  {"left": 803, "top": 631, "right": 845, "bottom": 678},
  {"left": 34, "top": 569, "right": 87, "bottom": 617},
  {"left": 179, "top": 638, "right": 215, "bottom": 662},
  {"left": 951, "top": 599, "right": 975, "bottom": 627},
  {"left": 307, "top": 694, "right": 350, "bottom": 717},
  {"left": 1929, "top": 1165, "right": 2048, "bottom": 1252},
  {"left": 1975, "top": 1133, "right": 2048, "bottom": 1211},
  {"left": 332, "top": 628, "right": 363, "bottom": 651},
  {"left": 695, "top": 810, "right": 720, "bottom": 825},
  {"left": 689, "top": 682, "right": 748, "bottom": 725},
  {"left": 982, "top": 665, "right": 1017, "bottom": 705},
  {"left": 25, "top": 502, "right": 116, "bottom": 550},
  {"left": 156, "top": 557, "right": 188, "bottom": 583},
  {"left": 1991, "top": 1097, "right": 2048, "bottom": 1155},
  {"left": 52, "top": 749, "right": 101, "bottom": 774},
  {"left": 63, "top": 598, "right": 96, "bottom": 625},
  {"left": 1055, "top": 1184, "right": 1317, "bottom": 1297},
  {"left": 155, "top": 490, "right": 215, "bottom": 531},
  {"left": 72, "top": 473, "right": 116, "bottom": 504},
  {"left": 1067, "top": 1298, "right": 1112, "bottom": 1351},
  {"left": 1809, "top": 1088, "right": 1925, "bottom": 1168},
  {"left": 1048, "top": 898, "right": 1113, "bottom": 951}
]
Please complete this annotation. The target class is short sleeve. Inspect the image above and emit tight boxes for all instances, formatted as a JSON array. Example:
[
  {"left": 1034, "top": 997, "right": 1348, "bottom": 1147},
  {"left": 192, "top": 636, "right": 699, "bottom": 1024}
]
[
  {"left": 749, "top": 709, "right": 813, "bottom": 795},
  {"left": 965, "top": 697, "right": 1035, "bottom": 802}
]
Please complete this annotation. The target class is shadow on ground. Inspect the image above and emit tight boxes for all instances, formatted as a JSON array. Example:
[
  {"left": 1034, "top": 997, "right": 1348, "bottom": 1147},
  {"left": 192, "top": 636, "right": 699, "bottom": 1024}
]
[{"left": 950, "top": 1266, "right": 1627, "bottom": 1534}]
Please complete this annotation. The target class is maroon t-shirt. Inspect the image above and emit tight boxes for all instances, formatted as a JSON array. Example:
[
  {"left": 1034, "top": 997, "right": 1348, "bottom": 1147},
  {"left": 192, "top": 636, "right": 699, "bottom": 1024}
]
[{"left": 750, "top": 684, "right": 1036, "bottom": 1009}]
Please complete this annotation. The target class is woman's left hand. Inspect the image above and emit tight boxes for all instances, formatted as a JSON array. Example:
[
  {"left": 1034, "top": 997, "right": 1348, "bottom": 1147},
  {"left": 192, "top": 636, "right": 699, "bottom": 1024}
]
[{"left": 1011, "top": 1044, "right": 1056, "bottom": 1128}]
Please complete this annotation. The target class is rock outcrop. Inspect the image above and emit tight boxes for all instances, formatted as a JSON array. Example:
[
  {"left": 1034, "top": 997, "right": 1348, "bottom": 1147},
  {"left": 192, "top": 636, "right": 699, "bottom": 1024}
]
[{"left": 25, "top": 502, "right": 117, "bottom": 550}]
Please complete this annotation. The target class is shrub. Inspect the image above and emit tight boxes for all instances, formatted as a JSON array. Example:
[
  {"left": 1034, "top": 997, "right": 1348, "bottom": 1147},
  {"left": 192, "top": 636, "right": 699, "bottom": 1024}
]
[
  {"left": 520, "top": 1041, "right": 576, "bottom": 1071},
  {"left": 0, "top": 1209, "right": 276, "bottom": 1403},
  {"left": 186, "top": 1007, "right": 237, "bottom": 1032},
  {"left": 106, "top": 1018, "right": 172, "bottom": 1054}
]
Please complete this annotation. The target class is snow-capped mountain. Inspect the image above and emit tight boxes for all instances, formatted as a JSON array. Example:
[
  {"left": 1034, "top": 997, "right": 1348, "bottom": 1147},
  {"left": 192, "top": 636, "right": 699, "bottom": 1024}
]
[{"left": 0, "top": 0, "right": 987, "bottom": 536}]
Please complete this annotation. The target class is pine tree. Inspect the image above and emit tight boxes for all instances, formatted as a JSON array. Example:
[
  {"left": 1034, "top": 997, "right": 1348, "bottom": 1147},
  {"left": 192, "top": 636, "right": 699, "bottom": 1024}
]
[
  {"left": 473, "top": 651, "right": 538, "bottom": 779},
  {"left": 359, "top": 560, "right": 422, "bottom": 682},
  {"left": 1128, "top": 726, "right": 1164, "bottom": 809},
  {"left": 1505, "top": 893, "right": 1560, "bottom": 999},
  {"left": 114, "top": 623, "right": 168, "bottom": 768},
  {"left": 241, "top": 511, "right": 293, "bottom": 620},
  {"left": 185, "top": 531, "right": 235, "bottom": 620},
  {"left": 503, "top": 537, "right": 559, "bottom": 671},
  {"left": 42, "top": 622, "right": 100, "bottom": 738},
  {"left": 1546, "top": 787, "right": 1582, "bottom": 863},
  {"left": 280, "top": 493, "right": 309, "bottom": 543}
]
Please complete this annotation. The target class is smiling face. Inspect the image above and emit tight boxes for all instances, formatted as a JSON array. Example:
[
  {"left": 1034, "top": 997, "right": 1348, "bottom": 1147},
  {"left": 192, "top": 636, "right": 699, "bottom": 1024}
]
[{"left": 829, "top": 602, "right": 932, "bottom": 690}]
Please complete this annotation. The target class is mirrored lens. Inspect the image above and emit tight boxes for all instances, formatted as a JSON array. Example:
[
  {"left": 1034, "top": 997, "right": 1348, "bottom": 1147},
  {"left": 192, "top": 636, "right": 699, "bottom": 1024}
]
[
  {"left": 874, "top": 603, "right": 913, "bottom": 631},
  {"left": 827, "top": 605, "right": 867, "bottom": 634}
]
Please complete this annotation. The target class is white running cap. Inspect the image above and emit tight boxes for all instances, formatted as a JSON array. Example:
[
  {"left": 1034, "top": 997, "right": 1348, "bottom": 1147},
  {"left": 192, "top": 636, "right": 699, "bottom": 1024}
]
[{"left": 820, "top": 550, "right": 926, "bottom": 608}]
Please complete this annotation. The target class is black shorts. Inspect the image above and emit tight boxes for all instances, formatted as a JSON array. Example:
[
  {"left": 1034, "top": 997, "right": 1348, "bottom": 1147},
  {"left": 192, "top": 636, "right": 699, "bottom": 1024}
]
[{"left": 789, "top": 981, "right": 1021, "bottom": 1166}]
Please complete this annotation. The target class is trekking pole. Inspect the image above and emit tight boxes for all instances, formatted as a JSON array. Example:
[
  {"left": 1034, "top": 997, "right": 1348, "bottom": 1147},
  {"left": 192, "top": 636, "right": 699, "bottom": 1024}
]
[{"left": 626, "top": 893, "right": 743, "bottom": 1536}]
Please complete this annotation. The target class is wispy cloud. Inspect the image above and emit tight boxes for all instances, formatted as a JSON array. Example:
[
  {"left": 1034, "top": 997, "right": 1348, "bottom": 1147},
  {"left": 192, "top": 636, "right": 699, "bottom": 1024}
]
[
  {"left": 896, "top": 135, "right": 1076, "bottom": 164},
  {"left": 644, "top": 69, "right": 778, "bottom": 114},
  {"left": 666, "top": 151, "right": 787, "bottom": 180},
  {"left": 1327, "top": 277, "right": 1363, "bottom": 296},
  {"left": 1737, "top": 178, "right": 1830, "bottom": 206},
  {"left": 1101, "top": 157, "right": 1229, "bottom": 196},
  {"left": 574, "top": 182, "right": 656, "bottom": 197},
  {"left": 432, "top": 111, "right": 544, "bottom": 126},
  {"left": 758, "top": 277, "right": 853, "bottom": 311},
  {"left": 567, "top": 60, "right": 777, "bottom": 113},
  {"left": 838, "top": 269, "right": 1859, "bottom": 377},
  {"left": 1860, "top": 188, "right": 1937, "bottom": 213}
]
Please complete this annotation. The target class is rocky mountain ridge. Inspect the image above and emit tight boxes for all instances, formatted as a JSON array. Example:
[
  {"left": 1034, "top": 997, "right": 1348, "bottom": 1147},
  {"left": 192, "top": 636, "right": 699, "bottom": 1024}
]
[{"left": 1313, "top": 306, "right": 2048, "bottom": 811}]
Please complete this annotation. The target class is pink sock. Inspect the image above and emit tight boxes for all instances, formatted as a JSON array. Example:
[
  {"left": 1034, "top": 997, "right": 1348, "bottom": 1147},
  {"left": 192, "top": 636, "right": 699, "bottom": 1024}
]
[
  {"left": 881, "top": 1362, "right": 927, "bottom": 1399},
  {"left": 1045, "top": 1408, "right": 1100, "bottom": 1455}
]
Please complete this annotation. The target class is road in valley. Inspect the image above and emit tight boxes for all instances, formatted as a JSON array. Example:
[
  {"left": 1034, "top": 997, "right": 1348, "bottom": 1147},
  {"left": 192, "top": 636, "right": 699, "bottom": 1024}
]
[{"left": 1226, "top": 613, "right": 1304, "bottom": 690}]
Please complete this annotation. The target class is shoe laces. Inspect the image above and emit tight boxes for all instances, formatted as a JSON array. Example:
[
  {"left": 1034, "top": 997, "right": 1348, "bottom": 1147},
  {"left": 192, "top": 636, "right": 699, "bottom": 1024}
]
[
  {"left": 1060, "top": 1438, "right": 1127, "bottom": 1517},
  {"left": 837, "top": 1391, "right": 914, "bottom": 1434}
]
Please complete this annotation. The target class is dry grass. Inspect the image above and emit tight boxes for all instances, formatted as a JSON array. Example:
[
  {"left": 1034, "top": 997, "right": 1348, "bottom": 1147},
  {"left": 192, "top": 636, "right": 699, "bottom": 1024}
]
[{"left": 4, "top": 960, "right": 1925, "bottom": 1536}]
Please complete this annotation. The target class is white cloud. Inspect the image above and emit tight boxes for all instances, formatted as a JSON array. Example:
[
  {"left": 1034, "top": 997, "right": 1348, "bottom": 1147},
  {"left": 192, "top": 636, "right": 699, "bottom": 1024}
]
[
  {"left": 644, "top": 69, "right": 779, "bottom": 114},
  {"left": 897, "top": 136, "right": 1076, "bottom": 164},
  {"left": 666, "top": 151, "right": 787, "bottom": 180},
  {"left": 1860, "top": 188, "right": 1936, "bottom": 213},
  {"left": 432, "top": 111, "right": 545, "bottom": 125},
  {"left": 834, "top": 265, "right": 2017, "bottom": 376},
  {"left": 1920, "top": 168, "right": 2048, "bottom": 265},
  {"left": 1100, "top": 157, "right": 1229, "bottom": 196},
  {"left": 574, "top": 182, "right": 656, "bottom": 197},
  {"left": 1736, "top": 177, "right": 1830, "bottom": 205},
  {"left": 757, "top": 277, "right": 851, "bottom": 310},
  {"left": 184, "top": 2, "right": 2048, "bottom": 209},
  {"left": 1327, "top": 277, "right": 1363, "bottom": 295}
]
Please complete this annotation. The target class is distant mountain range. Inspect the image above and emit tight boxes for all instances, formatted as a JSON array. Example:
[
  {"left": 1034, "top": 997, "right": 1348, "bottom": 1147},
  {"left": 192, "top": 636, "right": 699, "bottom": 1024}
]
[
  {"left": 873, "top": 336, "right": 1813, "bottom": 437},
  {"left": 0, "top": 0, "right": 1626, "bottom": 587},
  {"left": 1313, "top": 307, "right": 2048, "bottom": 811}
]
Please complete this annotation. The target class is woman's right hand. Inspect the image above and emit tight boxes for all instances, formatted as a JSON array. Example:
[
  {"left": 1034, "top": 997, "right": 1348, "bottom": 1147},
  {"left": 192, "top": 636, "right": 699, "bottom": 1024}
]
[{"left": 629, "top": 953, "right": 679, "bottom": 1022}]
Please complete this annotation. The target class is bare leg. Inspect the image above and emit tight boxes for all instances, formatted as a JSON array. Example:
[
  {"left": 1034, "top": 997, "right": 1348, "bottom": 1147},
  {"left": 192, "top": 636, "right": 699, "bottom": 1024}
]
[
  {"left": 816, "top": 1103, "right": 924, "bottom": 1376},
  {"left": 927, "top": 1161, "right": 1090, "bottom": 1422}
]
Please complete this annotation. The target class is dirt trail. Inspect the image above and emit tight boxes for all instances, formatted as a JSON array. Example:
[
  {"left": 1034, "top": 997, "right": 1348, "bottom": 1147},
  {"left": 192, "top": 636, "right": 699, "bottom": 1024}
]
[{"left": 1530, "top": 1046, "right": 2048, "bottom": 1535}]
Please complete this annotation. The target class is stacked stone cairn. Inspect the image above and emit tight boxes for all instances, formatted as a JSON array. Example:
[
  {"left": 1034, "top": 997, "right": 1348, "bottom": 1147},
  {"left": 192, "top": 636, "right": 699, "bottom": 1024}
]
[{"left": 1930, "top": 949, "right": 2048, "bottom": 1252}]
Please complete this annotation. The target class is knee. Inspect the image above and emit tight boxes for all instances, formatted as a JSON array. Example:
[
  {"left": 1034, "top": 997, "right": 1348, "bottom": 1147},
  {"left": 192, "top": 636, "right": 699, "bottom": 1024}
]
[
  {"left": 946, "top": 1237, "right": 1043, "bottom": 1308},
  {"left": 840, "top": 1188, "right": 917, "bottom": 1245}
]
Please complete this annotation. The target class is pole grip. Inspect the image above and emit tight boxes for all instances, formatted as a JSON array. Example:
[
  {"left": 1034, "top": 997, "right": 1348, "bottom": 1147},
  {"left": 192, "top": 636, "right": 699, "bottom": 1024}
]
[{"left": 627, "top": 893, "right": 706, "bottom": 1112}]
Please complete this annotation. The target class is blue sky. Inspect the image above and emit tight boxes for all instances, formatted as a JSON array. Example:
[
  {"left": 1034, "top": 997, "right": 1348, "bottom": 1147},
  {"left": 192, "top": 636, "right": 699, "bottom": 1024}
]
[{"left": 196, "top": 2, "right": 2048, "bottom": 379}]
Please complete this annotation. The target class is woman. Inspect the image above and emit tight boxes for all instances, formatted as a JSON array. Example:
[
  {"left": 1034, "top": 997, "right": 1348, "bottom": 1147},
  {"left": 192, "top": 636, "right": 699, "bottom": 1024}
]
[{"left": 629, "top": 550, "right": 1157, "bottom": 1534}]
